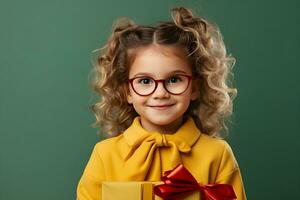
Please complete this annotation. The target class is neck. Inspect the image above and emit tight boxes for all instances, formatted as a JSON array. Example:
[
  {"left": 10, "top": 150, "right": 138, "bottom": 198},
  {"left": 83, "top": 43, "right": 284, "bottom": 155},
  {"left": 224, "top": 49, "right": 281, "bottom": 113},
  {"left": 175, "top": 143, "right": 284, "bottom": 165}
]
[{"left": 139, "top": 116, "right": 184, "bottom": 134}]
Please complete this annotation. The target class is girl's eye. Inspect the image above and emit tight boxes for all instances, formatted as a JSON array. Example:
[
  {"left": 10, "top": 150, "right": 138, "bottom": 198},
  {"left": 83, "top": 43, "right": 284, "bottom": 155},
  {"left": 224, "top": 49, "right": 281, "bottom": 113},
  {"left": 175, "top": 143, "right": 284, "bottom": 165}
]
[
  {"left": 137, "top": 78, "right": 153, "bottom": 84},
  {"left": 167, "top": 76, "right": 182, "bottom": 83}
]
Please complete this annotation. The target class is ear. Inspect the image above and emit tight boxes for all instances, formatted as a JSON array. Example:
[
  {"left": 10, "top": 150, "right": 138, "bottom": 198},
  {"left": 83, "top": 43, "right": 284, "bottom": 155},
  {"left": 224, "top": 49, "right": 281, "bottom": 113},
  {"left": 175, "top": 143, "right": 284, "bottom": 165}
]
[
  {"left": 125, "top": 84, "right": 133, "bottom": 104},
  {"left": 190, "top": 78, "right": 200, "bottom": 101}
]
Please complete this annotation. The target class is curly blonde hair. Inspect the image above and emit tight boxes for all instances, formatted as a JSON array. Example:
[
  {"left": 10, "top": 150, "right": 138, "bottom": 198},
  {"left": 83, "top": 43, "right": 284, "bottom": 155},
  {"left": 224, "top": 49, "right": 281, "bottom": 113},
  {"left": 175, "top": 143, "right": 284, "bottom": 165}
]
[{"left": 88, "top": 6, "right": 238, "bottom": 139}]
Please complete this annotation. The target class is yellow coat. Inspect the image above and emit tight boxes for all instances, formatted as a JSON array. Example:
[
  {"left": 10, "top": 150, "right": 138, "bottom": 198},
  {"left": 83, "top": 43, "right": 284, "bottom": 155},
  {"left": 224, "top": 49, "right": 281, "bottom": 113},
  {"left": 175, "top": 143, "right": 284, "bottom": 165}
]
[{"left": 77, "top": 116, "right": 247, "bottom": 200}]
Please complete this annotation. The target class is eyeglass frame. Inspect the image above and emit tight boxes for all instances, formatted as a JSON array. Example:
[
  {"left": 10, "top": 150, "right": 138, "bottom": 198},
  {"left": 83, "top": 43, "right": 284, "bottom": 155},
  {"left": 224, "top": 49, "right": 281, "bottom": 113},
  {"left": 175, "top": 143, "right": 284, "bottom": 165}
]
[{"left": 128, "top": 74, "right": 193, "bottom": 96}]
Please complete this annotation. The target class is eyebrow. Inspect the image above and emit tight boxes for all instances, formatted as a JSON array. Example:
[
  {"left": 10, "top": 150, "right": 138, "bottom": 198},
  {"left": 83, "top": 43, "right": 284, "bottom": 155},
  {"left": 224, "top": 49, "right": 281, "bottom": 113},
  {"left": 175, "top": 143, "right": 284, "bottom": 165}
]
[{"left": 133, "top": 70, "right": 188, "bottom": 77}]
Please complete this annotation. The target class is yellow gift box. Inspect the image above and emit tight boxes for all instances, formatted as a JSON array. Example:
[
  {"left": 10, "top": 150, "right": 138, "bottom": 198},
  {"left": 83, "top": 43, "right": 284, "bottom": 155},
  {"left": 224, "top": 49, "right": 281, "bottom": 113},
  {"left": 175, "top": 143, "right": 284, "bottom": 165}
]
[{"left": 102, "top": 181, "right": 200, "bottom": 200}]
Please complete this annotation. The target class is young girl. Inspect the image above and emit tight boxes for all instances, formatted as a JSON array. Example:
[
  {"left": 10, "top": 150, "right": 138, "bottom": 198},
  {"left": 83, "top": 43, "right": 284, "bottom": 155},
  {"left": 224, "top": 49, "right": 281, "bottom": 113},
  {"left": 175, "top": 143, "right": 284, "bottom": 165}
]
[{"left": 77, "top": 6, "right": 247, "bottom": 200}]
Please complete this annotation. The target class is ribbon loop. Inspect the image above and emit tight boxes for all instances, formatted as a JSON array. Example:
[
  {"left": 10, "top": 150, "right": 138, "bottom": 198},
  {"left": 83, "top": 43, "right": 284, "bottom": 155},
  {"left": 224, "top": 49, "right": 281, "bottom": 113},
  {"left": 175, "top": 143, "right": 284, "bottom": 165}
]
[{"left": 154, "top": 164, "right": 237, "bottom": 200}]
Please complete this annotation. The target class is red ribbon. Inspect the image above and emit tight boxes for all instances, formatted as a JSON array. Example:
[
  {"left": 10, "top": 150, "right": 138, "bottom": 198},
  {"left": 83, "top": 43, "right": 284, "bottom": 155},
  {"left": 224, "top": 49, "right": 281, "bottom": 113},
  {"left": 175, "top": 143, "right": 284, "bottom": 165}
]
[{"left": 153, "top": 164, "right": 237, "bottom": 200}]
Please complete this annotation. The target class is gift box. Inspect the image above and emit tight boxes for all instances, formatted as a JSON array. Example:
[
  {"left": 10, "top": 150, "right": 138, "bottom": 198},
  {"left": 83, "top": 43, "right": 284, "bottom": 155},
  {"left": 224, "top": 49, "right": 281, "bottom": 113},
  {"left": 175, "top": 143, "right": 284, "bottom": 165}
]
[
  {"left": 102, "top": 164, "right": 236, "bottom": 200},
  {"left": 102, "top": 181, "right": 200, "bottom": 200}
]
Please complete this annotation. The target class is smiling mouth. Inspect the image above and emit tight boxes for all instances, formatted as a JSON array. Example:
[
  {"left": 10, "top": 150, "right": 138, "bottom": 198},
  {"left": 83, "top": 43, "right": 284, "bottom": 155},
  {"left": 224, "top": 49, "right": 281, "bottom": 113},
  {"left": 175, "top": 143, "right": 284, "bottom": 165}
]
[{"left": 148, "top": 104, "right": 175, "bottom": 109}]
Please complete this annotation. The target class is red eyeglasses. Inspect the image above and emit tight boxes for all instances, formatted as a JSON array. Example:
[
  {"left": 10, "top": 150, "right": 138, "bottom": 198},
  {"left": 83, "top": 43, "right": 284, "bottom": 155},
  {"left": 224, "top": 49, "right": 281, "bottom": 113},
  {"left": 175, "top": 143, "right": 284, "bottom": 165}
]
[{"left": 128, "top": 74, "right": 192, "bottom": 96}]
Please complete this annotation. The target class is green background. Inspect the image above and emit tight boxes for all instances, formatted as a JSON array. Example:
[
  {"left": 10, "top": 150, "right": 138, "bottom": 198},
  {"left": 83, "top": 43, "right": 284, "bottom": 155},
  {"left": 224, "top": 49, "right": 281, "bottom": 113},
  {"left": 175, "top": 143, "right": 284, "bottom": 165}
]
[{"left": 1, "top": 0, "right": 299, "bottom": 199}]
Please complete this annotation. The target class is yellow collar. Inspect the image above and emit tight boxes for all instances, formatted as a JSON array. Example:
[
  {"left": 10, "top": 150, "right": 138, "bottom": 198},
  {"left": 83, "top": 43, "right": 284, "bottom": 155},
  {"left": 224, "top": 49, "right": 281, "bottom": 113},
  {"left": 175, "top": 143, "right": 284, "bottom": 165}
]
[{"left": 123, "top": 116, "right": 202, "bottom": 149}]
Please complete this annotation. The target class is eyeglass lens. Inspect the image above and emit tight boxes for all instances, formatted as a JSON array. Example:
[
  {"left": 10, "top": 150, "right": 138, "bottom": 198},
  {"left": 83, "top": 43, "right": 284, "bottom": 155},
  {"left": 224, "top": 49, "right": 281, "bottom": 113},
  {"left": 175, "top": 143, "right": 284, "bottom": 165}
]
[{"left": 132, "top": 75, "right": 189, "bottom": 95}]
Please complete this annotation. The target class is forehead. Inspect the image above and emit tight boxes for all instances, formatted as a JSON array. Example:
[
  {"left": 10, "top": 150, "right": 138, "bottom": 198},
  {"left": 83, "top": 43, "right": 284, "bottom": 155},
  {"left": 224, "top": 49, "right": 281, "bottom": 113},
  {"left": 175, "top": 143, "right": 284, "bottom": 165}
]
[{"left": 128, "top": 45, "right": 192, "bottom": 78}]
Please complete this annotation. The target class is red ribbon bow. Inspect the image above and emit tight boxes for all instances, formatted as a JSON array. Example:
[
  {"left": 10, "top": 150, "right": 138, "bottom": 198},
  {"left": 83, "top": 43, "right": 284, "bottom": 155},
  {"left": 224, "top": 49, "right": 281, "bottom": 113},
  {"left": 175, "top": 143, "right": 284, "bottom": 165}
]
[{"left": 153, "top": 164, "right": 237, "bottom": 200}]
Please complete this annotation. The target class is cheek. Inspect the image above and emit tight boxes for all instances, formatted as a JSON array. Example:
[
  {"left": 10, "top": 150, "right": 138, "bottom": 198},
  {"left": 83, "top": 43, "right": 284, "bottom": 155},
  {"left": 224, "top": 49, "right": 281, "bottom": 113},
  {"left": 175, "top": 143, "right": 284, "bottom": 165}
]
[
  {"left": 131, "top": 97, "right": 148, "bottom": 115},
  {"left": 180, "top": 86, "right": 193, "bottom": 100},
  {"left": 130, "top": 92, "right": 148, "bottom": 105},
  {"left": 177, "top": 90, "right": 193, "bottom": 107},
  {"left": 180, "top": 95, "right": 192, "bottom": 106}
]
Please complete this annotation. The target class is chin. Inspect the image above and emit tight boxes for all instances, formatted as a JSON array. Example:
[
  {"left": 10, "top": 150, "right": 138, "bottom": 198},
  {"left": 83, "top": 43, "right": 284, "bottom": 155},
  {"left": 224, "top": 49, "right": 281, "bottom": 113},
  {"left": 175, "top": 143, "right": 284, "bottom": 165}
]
[{"left": 146, "top": 115, "right": 178, "bottom": 125}]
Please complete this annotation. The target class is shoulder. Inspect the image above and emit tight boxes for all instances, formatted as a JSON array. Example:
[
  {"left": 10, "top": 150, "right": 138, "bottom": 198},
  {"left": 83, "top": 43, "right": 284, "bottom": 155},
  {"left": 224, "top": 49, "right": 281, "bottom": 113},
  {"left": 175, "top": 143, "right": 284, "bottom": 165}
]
[
  {"left": 93, "top": 134, "right": 124, "bottom": 153},
  {"left": 91, "top": 134, "right": 128, "bottom": 160},
  {"left": 194, "top": 134, "right": 239, "bottom": 169},
  {"left": 197, "top": 134, "right": 233, "bottom": 153}
]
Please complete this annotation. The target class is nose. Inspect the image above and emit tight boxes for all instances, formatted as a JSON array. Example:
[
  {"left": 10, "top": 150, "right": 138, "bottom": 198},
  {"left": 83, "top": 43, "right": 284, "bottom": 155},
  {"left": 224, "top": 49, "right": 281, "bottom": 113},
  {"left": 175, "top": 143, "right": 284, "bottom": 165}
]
[{"left": 152, "top": 82, "right": 170, "bottom": 98}]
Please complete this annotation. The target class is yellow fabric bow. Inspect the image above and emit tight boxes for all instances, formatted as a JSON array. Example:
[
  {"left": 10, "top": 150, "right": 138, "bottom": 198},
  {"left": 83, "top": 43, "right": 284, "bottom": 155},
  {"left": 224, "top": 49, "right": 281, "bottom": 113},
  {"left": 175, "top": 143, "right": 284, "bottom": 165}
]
[{"left": 121, "top": 116, "right": 201, "bottom": 181}]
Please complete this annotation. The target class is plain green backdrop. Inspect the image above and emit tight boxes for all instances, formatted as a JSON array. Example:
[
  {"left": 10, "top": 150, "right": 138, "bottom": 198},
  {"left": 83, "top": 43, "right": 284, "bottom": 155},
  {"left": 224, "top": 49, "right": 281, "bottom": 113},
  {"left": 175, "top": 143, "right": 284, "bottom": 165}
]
[{"left": 0, "top": 0, "right": 299, "bottom": 199}]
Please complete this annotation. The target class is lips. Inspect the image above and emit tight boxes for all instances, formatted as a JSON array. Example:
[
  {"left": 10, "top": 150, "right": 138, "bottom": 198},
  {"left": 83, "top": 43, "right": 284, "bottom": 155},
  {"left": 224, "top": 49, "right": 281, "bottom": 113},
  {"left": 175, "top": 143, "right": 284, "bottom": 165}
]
[
  {"left": 149, "top": 104, "right": 174, "bottom": 107},
  {"left": 148, "top": 104, "right": 175, "bottom": 111}
]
